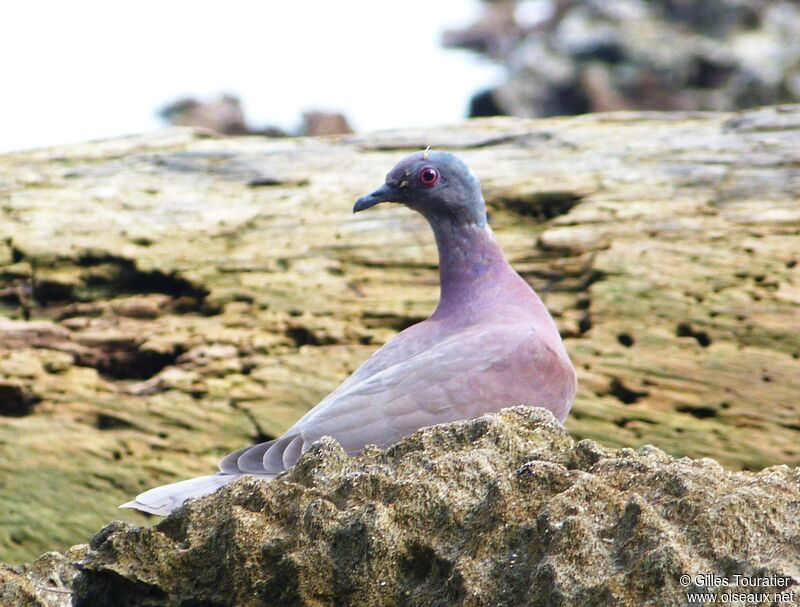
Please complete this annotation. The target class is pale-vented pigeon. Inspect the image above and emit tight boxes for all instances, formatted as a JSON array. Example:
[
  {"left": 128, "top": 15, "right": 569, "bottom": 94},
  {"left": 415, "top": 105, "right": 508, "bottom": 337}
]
[{"left": 122, "top": 151, "right": 577, "bottom": 515}]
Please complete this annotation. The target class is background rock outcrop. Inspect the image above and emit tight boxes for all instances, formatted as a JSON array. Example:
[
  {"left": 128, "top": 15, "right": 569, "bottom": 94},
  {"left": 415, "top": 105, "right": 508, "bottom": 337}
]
[
  {"left": 5, "top": 407, "right": 800, "bottom": 606},
  {"left": 0, "top": 106, "right": 799, "bottom": 566},
  {"left": 159, "top": 94, "right": 353, "bottom": 137},
  {"left": 445, "top": 0, "right": 800, "bottom": 117}
]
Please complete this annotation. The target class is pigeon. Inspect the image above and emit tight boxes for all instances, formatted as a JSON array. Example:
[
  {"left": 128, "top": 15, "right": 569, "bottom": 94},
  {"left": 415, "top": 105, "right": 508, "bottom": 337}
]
[{"left": 122, "top": 150, "right": 577, "bottom": 515}]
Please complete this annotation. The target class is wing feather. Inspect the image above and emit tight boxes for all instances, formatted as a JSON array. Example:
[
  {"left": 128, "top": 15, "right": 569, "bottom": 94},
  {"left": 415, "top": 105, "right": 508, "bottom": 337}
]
[
  {"left": 295, "top": 323, "right": 562, "bottom": 452},
  {"left": 215, "top": 322, "right": 573, "bottom": 477}
]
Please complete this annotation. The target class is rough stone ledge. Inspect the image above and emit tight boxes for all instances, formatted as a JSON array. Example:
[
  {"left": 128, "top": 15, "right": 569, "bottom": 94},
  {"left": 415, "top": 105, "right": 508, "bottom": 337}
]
[{"left": 2, "top": 406, "right": 798, "bottom": 607}]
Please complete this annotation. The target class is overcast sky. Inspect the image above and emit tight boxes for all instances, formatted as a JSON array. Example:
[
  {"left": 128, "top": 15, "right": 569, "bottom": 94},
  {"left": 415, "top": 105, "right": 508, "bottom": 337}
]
[{"left": 0, "top": 1, "right": 501, "bottom": 153}]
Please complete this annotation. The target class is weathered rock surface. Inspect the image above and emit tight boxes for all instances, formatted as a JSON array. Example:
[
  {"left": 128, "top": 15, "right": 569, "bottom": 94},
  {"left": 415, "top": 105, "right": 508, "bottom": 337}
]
[
  {"left": 0, "top": 106, "right": 799, "bottom": 565},
  {"left": 1, "top": 545, "right": 87, "bottom": 607},
  {"left": 4, "top": 407, "right": 799, "bottom": 606}
]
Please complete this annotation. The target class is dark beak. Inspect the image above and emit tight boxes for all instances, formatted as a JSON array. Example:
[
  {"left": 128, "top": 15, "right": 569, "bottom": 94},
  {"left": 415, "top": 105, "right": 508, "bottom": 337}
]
[{"left": 353, "top": 183, "right": 398, "bottom": 213}]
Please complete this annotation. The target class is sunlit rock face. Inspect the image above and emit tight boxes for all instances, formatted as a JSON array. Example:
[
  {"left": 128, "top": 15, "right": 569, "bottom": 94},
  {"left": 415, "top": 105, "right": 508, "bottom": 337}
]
[{"left": 0, "top": 106, "right": 798, "bottom": 568}]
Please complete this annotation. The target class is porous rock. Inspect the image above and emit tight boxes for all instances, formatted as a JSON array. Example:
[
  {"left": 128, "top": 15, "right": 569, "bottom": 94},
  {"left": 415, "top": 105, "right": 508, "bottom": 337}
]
[
  {"left": 44, "top": 407, "right": 798, "bottom": 606},
  {"left": 1, "top": 545, "right": 88, "bottom": 607}
]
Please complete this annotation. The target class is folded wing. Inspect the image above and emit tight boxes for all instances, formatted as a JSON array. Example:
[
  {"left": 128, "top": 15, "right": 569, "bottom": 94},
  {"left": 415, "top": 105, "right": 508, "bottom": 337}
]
[{"left": 222, "top": 321, "right": 571, "bottom": 476}]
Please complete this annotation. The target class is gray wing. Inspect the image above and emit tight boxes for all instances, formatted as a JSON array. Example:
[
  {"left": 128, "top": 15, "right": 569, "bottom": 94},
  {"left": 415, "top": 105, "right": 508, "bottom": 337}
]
[
  {"left": 218, "top": 319, "right": 441, "bottom": 474},
  {"left": 221, "top": 322, "right": 571, "bottom": 476}
]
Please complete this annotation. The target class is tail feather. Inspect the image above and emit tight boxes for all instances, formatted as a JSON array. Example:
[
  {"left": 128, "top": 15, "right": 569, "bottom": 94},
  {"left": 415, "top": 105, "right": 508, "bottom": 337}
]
[{"left": 120, "top": 473, "right": 244, "bottom": 516}]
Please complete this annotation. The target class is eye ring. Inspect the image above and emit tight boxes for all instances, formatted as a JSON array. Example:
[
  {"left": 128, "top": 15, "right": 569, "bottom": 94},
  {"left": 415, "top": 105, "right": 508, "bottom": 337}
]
[{"left": 418, "top": 166, "right": 439, "bottom": 187}]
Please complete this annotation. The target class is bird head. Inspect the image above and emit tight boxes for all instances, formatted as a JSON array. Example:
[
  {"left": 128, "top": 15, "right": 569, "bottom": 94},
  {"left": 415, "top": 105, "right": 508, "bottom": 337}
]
[{"left": 354, "top": 150, "right": 486, "bottom": 227}]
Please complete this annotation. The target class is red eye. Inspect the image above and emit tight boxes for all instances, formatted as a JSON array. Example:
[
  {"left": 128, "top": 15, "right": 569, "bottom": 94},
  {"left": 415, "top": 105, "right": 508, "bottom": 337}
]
[{"left": 419, "top": 166, "right": 439, "bottom": 187}]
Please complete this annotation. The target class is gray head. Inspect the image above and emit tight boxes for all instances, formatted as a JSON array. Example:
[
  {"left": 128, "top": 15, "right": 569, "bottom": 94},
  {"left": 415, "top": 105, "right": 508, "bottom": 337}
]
[{"left": 353, "top": 151, "right": 486, "bottom": 227}]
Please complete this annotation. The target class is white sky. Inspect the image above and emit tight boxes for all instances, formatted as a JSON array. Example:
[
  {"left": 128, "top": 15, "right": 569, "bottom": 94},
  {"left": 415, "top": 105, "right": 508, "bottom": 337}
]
[{"left": 0, "top": 1, "right": 502, "bottom": 153}]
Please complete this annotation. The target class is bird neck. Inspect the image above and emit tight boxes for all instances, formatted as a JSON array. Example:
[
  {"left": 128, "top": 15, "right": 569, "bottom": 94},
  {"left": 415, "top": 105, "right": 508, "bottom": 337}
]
[{"left": 429, "top": 219, "right": 512, "bottom": 317}]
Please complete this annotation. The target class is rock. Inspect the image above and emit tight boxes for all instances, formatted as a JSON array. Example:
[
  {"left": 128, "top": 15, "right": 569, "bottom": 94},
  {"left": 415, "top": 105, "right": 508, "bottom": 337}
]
[
  {"left": 109, "top": 295, "right": 169, "bottom": 320},
  {"left": 444, "top": 0, "right": 800, "bottom": 117},
  {"left": 1, "top": 545, "right": 88, "bottom": 607},
  {"left": 7, "top": 407, "right": 799, "bottom": 606},
  {"left": 0, "top": 107, "right": 798, "bottom": 565},
  {"left": 158, "top": 94, "right": 353, "bottom": 137},
  {"left": 159, "top": 94, "right": 271, "bottom": 137},
  {"left": 299, "top": 111, "right": 354, "bottom": 137}
]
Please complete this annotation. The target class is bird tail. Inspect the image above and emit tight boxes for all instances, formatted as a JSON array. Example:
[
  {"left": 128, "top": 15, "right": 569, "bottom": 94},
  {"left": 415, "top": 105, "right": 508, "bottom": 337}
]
[{"left": 120, "top": 472, "right": 247, "bottom": 516}]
